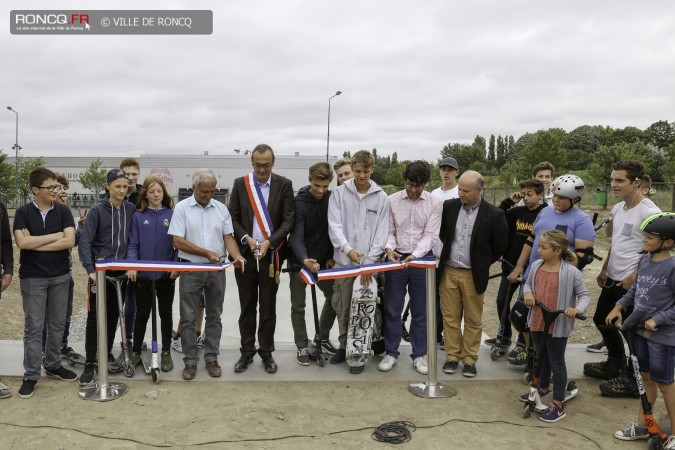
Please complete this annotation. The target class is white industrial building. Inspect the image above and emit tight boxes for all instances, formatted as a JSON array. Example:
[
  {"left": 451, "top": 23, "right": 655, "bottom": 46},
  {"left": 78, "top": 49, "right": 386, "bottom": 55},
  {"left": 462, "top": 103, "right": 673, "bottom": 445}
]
[{"left": 11, "top": 153, "right": 338, "bottom": 206}]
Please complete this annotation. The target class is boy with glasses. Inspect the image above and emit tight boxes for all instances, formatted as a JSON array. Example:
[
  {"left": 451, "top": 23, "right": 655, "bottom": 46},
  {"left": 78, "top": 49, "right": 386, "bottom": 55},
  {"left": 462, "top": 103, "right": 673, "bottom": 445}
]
[{"left": 14, "top": 168, "right": 77, "bottom": 398}]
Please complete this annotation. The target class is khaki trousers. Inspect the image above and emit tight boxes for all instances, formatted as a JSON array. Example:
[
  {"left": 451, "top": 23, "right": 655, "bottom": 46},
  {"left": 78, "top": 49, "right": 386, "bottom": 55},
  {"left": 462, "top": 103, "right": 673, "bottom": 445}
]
[{"left": 439, "top": 266, "right": 484, "bottom": 365}]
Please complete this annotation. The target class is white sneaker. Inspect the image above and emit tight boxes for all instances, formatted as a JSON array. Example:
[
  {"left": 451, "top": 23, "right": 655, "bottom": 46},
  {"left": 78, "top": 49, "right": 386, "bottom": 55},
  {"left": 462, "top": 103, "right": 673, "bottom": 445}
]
[
  {"left": 413, "top": 356, "right": 428, "bottom": 375},
  {"left": 665, "top": 435, "right": 675, "bottom": 450},
  {"left": 172, "top": 339, "right": 183, "bottom": 353},
  {"left": 377, "top": 355, "right": 397, "bottom": 372}
]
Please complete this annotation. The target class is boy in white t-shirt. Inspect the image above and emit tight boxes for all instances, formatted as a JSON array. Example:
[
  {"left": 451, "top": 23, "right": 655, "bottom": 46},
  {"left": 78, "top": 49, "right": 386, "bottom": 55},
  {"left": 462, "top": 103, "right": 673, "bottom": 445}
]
[{"left": 584, "top": 160, "right": 661, "bottom": 397}]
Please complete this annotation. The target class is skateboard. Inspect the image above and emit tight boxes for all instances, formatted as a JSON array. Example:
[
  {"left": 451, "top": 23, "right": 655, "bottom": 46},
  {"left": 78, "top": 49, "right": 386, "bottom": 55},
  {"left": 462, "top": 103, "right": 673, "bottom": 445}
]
[{"left": 346, "top": 275, "right": 378, "bottom": 368}]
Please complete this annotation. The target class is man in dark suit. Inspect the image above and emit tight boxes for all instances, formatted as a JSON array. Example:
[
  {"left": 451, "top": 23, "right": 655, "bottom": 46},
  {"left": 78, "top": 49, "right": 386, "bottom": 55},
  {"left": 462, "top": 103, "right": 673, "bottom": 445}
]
[
  {"left": 229, "top": 144, "right": 295, "bottom": 374},
  {"left": 437, "top": 170, "right": 508, "bottom": 378}
]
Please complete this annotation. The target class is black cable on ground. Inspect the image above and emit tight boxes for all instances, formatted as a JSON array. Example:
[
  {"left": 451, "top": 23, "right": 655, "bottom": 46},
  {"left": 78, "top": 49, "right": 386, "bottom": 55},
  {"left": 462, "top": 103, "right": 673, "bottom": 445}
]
[
  {"left": 0, "top": 415, "right": 603, "bottom": 448},
  {"left": 371, "top": 421, "right": 415, "bottom": 444}
]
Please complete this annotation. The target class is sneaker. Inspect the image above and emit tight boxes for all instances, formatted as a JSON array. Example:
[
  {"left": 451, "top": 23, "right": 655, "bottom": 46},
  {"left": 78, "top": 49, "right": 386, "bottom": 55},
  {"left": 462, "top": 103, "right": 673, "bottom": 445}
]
[
  {"left": 519, "top": 387, "right": 549, "bottom": 402},
  {"left": 413, "top": 356, "right": 428, "bottom": 375},
  {"left": 296, "top": 348, "right": 310, "bottom": 366},
  {"left": 129, "top": 352, "right": 141, "bottom": 368},
  {"left": 586, "top": 340, "right": 608, "bottom": 353},
  {"left": 320, "top": 339, "right": 339, "bottom": 354},
  {"left": 507, "top": 345, "right": 526, "bottom": 362},
  {"left": 330, "top": 348, "right": 346, "bottom": 364},
  {"left": 443, "top": 360, "right": 458, "bottom": 374},
  {"left": 0, "top": 383, "right": 11, "bottom": 399},
  {"left": 79, "top": 363, "right": 97, "bottom": 386},
  {"left": 161, "top": 351, "right": 174, "bottom": 372},
  {"left": 44, "top": 366, "right": 78, "bottom": 382},
  {"left": 378, "top": 355, "right": 397, "bottom": 372},
  {"left": 484, "top": 337, "right": 512, "bottom": 347},
  {"left": 539, "top": 402, "right": 566, "bottom": 423},
  {"left": 197, "top": 334, "right": 204, "bottom": 349},
  {"left": 462, "top": 364, "right": 477, "bottom": 378},
  {"left": 613, "top": 421, "right": 649, "bottom": 441},
  {"left": 600, "top": 375, "right": 640, "bottom": 398},
  {"left": 18, "top": 379, "right": 37, "bottom": 399},
  {"left": 665, "top": 435, "right": 675, "bottom": 449},
  {"left": 172, "top": 338, "right": 183, "bottom": 353},
  {"left": 583, "top": 360, "right": 622, "bottom": 380},
  {"left": 508, "top": 346, "right": 528, "bottom": 365},
  {"left": 60, "top": 346, "right": 82, "bottom": 359}
]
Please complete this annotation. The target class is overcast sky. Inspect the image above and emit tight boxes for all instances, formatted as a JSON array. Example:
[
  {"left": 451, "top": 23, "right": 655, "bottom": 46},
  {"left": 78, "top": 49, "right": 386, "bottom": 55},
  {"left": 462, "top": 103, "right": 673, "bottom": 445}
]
[{"left": 2, "top": 0, "right": 674, "bottom": 162}]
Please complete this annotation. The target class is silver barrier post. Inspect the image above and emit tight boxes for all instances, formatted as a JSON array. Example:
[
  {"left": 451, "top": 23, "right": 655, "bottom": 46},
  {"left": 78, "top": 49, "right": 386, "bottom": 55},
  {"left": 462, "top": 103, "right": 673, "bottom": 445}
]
[
  {"left": 408, "top": 266, "right": 456, "bottom": 398},
  {"left": 79, "top": 269, "right": 129, "bottom": 401}
]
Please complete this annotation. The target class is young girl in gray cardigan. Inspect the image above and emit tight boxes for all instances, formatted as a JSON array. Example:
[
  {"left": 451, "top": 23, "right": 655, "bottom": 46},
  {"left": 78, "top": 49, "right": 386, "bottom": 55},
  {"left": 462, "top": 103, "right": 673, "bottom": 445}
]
[{"left": 522, "top": 230, "right": 590, "bottom": 423}]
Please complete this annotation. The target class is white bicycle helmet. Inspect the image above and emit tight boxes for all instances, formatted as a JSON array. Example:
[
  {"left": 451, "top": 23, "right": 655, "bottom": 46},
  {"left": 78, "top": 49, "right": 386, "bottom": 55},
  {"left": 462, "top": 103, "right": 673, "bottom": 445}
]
[{"left": 550, "top": 174, "right": 584, "bottom": 202}]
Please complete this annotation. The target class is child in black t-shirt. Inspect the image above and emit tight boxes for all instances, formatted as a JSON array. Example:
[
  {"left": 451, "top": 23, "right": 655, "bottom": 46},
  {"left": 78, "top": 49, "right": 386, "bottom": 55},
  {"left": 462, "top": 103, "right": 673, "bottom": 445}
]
[{"left": 484, "top": 179, "right": 546, "bottom": 362}]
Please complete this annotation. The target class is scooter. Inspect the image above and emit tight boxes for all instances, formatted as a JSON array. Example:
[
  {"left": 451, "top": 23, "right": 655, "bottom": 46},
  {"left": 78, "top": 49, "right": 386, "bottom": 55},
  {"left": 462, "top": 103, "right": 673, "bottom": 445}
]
[
  {"left": 488, "top": 258, "right": 521, "bottom": 361},
  {"left": 138, "top": 277, "right": 161, "bottom": 383},
  {"left": 106, "top": 274, "right": 135, "bottom": 378},
  {"left": 617, "top": 324, "right": 670, "bottom": 449},
  {"left": 522, "top": 301, "right": 585, "bottom": 418}
]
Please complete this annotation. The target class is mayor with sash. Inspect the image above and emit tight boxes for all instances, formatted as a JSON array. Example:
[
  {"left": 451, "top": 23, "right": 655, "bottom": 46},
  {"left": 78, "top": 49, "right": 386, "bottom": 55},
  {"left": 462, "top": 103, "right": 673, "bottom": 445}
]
[{"left": 228, "top": 144, "right": 295, "bottom": 374}]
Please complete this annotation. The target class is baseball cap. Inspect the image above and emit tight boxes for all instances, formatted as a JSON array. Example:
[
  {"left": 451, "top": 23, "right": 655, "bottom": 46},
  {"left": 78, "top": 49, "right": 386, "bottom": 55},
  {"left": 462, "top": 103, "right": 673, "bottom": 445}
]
[
  {"left": 439, "top": 157, "right": 458, "bottom": 169},
  {"left": 106, "top": 168, "right": 129, "bottom": 184}
]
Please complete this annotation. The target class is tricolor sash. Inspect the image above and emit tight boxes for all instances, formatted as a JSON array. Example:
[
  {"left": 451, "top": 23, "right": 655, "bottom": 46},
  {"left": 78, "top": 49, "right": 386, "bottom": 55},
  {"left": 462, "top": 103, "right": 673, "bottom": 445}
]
[
  {"left": 317, "top": 257, "right": 436, "bottom": 281},
  {"left": 244, "top": 172, "right": 284, "bottom": 283},
  {"left": 299, "top": 267, "right": 317, "bottom": 285}
]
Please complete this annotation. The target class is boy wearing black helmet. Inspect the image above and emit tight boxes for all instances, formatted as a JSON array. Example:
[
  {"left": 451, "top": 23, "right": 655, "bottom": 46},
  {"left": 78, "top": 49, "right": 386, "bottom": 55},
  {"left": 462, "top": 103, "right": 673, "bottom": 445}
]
[{"left": 607, "top": 212, "right": 675, "bottom": 444}]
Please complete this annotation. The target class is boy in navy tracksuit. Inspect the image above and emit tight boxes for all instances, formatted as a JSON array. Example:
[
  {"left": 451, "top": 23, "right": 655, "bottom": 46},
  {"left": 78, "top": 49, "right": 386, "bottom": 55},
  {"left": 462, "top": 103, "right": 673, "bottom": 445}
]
[{"left": 485, "top": 179, "right": 546, "bottom": 361}]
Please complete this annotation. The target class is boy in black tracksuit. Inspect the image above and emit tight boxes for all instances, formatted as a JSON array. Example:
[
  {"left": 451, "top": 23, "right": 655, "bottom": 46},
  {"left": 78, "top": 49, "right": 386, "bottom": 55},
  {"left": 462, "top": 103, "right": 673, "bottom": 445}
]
[{"left": 485, "top": 179, "right": 546, "bottom": 361}]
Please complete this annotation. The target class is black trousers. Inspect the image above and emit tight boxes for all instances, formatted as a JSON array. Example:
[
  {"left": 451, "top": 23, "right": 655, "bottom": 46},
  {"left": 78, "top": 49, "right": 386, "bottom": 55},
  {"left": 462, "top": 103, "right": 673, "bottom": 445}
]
[
  {"left": 234, "top": 251, "right": 279, "bottom": 358},
  {"left": 593, "top": 280, "right": 628, "bottom": 361},
  {"left": 132, "top": 276, "right": 175, "bottom": 353}
]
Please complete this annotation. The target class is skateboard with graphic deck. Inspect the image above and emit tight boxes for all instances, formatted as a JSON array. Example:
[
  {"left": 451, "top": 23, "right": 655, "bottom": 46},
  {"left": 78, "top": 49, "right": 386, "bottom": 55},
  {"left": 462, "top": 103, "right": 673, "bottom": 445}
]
[{"left": 346, "top": 275, "right": 379, "bottom": 369}]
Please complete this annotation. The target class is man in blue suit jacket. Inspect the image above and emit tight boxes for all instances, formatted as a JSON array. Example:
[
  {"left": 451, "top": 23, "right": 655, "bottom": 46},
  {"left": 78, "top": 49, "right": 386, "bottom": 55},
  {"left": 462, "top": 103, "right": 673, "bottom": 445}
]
[{"left": 437, "top": 170, "right": 508, "bottom": 378}]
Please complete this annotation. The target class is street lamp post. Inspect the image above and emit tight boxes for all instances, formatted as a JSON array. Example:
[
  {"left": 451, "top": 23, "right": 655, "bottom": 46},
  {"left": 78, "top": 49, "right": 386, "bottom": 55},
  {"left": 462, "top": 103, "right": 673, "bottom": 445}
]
[
  {"left": 326, "top": 90, "right": 341, "bottom": 162},
  {"left": 6, "top": 106, "right": 21, "bottom": 206}
]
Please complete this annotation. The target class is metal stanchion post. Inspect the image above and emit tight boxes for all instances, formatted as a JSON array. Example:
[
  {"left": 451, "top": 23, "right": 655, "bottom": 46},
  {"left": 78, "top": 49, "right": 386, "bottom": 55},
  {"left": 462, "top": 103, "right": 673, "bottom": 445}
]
[
  {"left": 408, "top": 267, "right": 456, "bottom": 398},
  {"left": 79, "top": 269, "right": 129, "bottom": 401}
]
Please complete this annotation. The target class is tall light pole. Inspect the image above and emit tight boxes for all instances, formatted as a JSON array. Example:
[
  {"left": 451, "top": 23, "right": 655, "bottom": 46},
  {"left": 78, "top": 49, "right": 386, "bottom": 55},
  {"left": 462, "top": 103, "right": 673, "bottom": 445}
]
[
  {"left": 326, "top": 90, "right": 341, "bottom": 162},
  {"left": 6, "top": 106, "right": 21, "bottom": 205}
]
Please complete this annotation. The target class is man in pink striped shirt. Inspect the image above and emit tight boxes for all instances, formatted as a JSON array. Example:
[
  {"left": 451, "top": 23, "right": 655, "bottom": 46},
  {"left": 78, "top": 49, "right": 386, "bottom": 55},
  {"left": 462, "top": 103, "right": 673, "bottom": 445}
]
[{"left": 378, "top": 161, "right": 443, "bottom": 375}]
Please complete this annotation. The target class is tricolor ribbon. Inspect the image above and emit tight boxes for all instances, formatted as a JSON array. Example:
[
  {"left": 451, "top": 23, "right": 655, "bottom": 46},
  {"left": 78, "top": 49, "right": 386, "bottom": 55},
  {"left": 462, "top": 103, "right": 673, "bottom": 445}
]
[
  {"left": 299, "top": 267, "right": 317, "bottom": 285},
  {"left": 317, "top": 257, "right": 436, "bottom": 281},
  {"left": 95, "top": 259, "right": 245, "bottom": 273}
]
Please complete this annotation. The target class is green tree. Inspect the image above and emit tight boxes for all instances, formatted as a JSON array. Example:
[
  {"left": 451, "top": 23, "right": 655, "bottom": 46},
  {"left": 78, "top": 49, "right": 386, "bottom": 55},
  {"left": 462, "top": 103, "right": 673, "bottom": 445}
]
[
  {"left": 342, "top": 150, "right": 351, "bottom": 159},
  {"left": 646, "top": 120, "right": 675, "bottom": 149},
  {"left": 79, "top": 158, "right": 108, "bottom": 199},
  {"left": 496, "top": 135, "right": 506, "bottom": 168},
  {"left": 16, "top": 155, "right": 46, "bottom": 205},
  {"left": 0, "top": 151, "right": 14, "bottom": 203},
  {"left": 563, "top": 125, "right": 606, "bottom": 170},
  {"left": 507, "top": 135, "right": 515, "bottom": 160},
  {"left": 608, "top": 126, "right": 647, "bottom": 146},
  {"left": 586, "top": 141, "right": 665, "bottom": 184},
  {"left": 488, "top": 135, "right": 495, "bottom": 167},
  {"left": 520, "top": 129, "right": 568, "bottom": 176},
  {"left": 440, "top": 142, "right": 484, "bottom": 172}
]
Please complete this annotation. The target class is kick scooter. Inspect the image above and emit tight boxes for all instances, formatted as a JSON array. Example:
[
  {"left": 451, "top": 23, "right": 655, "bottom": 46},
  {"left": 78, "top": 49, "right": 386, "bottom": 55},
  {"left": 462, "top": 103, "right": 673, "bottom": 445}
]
[
  {"left": 106, "top": 274, "right": 135, "bottom": 378},
  {"left": 139, "top": 277, "right": 161, "bottom": 383}
]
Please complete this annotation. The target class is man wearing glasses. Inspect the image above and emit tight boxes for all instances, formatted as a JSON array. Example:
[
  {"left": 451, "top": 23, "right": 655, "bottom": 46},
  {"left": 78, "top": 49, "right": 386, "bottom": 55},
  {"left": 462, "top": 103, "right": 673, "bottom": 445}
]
[
  {"left": 13, "top": 168, "right": 77, "bottom": 398},
  {"left": 229, "top": 144, "right": 295, "bottom": 374},
  {"left": 379, "top": 161, "right": 442, "bottom": 375}
]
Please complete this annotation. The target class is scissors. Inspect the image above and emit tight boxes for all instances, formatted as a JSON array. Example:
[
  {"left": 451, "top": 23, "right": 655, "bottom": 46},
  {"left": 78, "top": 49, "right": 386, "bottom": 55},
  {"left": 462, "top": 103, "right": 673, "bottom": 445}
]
[{"left": 254, "top": 240, "right": 261, "bottom": 272}]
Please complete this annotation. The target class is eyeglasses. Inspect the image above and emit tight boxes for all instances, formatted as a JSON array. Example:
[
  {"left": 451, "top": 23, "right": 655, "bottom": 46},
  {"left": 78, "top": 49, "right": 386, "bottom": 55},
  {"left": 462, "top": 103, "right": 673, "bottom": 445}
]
[
  {"left": 253, "top": 163, "right": 273, "bottom": 170},
  {"left": 405, "top": 182, "right": 425, "bottom": 191},
  {"left": 37, "top": 185, "right": 62, "bottom": 192}
]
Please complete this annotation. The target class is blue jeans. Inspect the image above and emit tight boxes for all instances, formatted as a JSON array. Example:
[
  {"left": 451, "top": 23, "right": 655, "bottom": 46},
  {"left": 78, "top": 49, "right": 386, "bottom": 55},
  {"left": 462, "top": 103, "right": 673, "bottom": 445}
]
[
  {"left": 633, "top": 333, "right": 675, "bottom": 384},
  {"left": 384, "top": 266, "right": 427, "bottom": 360},
  {"left": 531, "top": 331, "right": 568, "bottom": 402}
]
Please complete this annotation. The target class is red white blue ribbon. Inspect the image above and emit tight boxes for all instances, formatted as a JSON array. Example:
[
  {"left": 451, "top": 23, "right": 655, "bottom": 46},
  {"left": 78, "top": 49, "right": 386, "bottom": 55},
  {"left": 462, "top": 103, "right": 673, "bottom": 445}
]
[
  {"left": 95, "top": 259, "right": 244, "bottom": 273},
  {"left": 316, "top": 257, "right": 437, "bottom": 281},
  {"left": 299, "top": 267, "right": 317, "bottom": 285}
]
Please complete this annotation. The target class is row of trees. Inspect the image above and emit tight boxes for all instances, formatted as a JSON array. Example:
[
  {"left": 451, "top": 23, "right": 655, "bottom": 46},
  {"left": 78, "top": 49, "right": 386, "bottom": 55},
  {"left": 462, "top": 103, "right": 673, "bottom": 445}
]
[{"left": 343, "top": 120, "right": 675, "bottom": 188}]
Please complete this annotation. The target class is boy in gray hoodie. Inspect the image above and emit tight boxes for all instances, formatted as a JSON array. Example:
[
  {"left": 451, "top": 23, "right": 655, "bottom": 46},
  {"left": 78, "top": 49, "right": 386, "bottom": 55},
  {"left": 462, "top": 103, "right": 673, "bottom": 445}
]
[{"left": 327, "top": 150, "right": 389, "bottom": 374}]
